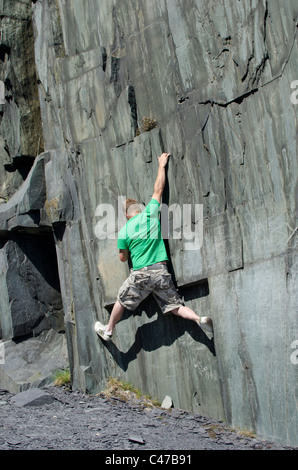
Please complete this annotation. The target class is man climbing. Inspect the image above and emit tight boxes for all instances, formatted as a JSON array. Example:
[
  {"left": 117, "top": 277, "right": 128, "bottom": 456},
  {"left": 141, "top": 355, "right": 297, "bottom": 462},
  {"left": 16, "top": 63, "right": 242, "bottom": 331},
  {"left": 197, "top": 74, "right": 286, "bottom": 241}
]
[{"left": 94, "top": 152, "right": 213, "bottom": 341}]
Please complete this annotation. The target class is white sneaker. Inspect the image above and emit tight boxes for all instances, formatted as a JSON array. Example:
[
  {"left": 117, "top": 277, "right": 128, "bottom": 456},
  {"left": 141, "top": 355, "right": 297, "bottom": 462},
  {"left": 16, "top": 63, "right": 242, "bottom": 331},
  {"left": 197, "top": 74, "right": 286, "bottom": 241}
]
[
  {"left": 94, "top": 321, "right": 112, "bottom": 341},
  {"left": 199, "top": 316, "right": 213, "bottom": 334}
]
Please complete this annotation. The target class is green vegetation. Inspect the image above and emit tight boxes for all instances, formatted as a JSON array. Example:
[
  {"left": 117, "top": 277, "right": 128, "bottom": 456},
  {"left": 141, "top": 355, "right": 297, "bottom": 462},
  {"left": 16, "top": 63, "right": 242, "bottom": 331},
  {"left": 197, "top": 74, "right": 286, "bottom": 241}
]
[
  {"left": 102, "top": 377, "right": 161, "bottom": 407},
  {"left": 53, "top": 368, "right": 71, "bottom": 387}
]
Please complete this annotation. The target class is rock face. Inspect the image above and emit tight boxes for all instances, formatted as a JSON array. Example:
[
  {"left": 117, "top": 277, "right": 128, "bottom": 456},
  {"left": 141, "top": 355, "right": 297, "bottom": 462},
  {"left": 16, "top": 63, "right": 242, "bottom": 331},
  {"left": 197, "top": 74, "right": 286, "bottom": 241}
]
[
  {"left": 0, "top": 0, "right": 44, "bottom": 202},
  {"left": 0, "top": 0, "right": 66, "bottom": 392},
  {"left": 0, "top": 0, "right": 297, "bottom": 447}
]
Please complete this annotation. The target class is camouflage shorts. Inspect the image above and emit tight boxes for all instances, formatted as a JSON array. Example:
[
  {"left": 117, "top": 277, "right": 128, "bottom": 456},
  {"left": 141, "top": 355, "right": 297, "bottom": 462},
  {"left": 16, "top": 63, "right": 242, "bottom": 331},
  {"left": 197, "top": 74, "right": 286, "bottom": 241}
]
[{"left": 117, "top": 263, "right": 184, "bottom": 314}]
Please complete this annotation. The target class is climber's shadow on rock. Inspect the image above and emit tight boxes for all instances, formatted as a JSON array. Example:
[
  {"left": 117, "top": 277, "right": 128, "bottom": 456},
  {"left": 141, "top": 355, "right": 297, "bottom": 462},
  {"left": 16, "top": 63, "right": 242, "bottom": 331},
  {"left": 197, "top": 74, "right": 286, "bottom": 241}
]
[{"left": 103, "top": 287, "right": 215, "bottom": 372}]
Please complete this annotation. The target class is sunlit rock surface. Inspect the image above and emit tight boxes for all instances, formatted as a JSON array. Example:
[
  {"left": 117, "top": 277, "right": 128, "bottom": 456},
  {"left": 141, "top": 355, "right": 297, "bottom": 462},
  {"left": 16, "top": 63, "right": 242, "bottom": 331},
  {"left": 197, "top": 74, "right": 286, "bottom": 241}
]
[{"left": 0, "top": 0, "right": 297, "bottom": 446}]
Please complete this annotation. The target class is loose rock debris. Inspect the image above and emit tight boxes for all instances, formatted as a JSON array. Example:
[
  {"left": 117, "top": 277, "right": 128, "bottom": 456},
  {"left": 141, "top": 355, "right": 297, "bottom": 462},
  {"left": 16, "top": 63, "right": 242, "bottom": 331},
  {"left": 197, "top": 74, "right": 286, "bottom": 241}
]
[{"left": 0, "top": 387, "right": 295, "bottom": 451}]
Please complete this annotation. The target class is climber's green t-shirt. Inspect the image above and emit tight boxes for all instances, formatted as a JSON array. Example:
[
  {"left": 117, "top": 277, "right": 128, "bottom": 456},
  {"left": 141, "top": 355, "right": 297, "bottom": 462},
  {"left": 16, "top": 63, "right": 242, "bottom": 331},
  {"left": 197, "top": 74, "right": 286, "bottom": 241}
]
[{"left": 117, "top": 199, "right": 168, "bottom": 270}]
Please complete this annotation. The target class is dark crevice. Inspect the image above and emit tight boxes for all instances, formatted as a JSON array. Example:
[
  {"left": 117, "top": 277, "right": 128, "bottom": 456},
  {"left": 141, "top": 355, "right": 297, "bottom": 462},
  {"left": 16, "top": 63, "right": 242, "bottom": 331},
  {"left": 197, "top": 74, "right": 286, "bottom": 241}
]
[
  {"left": 102, "top": 47, "right": 107, "bottom": 72},
  {"left": 4, "top": 155, "right": 35, "bottom": 180},
  {"left": 0, "top": 44, "right": 11, "bottom": 62},
  {"left": 199, "top": 87, "right": 259, "bottom": 108},
  {"left": 128, "top": 85, "right": 138, "bottom": 136},
  {"left": 52, "top": 221, "right": 66, "bottom": 243}
]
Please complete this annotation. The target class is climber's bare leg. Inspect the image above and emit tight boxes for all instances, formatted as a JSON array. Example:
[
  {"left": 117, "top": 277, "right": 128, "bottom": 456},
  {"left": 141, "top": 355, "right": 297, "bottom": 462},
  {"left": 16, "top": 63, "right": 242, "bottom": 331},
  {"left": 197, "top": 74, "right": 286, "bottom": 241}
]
[
  {"left": 171, "top": 305, "right": 213, "bottom": 334},
  {"left": 106, "top": 300, "right": 125, "bottom": 334}
]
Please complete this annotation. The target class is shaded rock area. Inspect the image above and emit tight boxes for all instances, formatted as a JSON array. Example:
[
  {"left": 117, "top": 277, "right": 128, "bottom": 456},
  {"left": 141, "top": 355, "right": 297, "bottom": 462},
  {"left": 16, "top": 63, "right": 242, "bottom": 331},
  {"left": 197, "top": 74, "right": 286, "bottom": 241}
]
[
  {"left": 0, "top": 0, "right": 297, "bottom": 449},
  {"left": 0, "top": 1, "right": 65, "bottom": 393},
  {"left": 0, "top": 153, "right": 67, "bottom": 391},
  {"left": 0, "top": 386, "right": 295, "bottom": 451},
  {"left": 0, "top": 331, "right": 68, "bottom": 394},
  {"left": 0, "top": 0, "right": 44, "bottom": 201}
]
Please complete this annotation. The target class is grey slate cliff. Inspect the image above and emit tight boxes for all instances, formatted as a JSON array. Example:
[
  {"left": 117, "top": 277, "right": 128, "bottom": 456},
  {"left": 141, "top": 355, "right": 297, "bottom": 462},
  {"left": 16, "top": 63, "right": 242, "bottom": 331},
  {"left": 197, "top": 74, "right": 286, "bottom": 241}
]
[{"left": 0, "top": 0, "right": 297, "bottom": 447}]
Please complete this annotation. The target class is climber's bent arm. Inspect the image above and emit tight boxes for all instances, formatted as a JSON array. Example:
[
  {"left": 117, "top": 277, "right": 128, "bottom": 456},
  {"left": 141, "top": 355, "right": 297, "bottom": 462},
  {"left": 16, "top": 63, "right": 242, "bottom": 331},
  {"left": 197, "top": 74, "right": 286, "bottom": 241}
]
[{"left": 119, "top": 249, "right": 129, "bottom": 262}]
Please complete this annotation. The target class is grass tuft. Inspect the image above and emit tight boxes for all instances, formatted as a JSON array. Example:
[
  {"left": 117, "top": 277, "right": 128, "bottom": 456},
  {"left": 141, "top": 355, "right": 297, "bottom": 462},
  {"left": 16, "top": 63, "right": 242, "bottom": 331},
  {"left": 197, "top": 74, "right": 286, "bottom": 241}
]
[
  {"left": 53, "top": 368, "right": 71, "bottom": 387},
  {"left": 101, "top": 377, "right": 161, "bottom": 407},
  {"left": 140, "top": 116, "right": 158, "bottom": 132}
]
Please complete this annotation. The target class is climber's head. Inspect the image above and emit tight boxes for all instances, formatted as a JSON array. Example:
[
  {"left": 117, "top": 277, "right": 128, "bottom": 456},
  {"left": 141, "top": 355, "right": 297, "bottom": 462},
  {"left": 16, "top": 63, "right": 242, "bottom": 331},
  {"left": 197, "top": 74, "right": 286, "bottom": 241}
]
[{"left": 123, "top": 198, "right": 144, "bottom": 219}]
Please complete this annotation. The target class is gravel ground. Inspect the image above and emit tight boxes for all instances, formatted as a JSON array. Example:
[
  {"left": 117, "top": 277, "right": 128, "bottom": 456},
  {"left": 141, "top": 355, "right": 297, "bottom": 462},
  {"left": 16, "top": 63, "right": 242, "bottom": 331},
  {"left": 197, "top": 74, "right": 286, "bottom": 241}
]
[{"left": 0, "top": 386, "right": 295, "bottom": 454}]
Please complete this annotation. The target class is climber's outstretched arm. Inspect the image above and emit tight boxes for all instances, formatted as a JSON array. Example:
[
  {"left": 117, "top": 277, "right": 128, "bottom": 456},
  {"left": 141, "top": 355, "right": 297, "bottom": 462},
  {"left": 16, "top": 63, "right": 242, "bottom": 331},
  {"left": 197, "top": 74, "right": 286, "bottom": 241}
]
[{"left": 152, "top": 153, "right": 171, "bottom": 203}]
